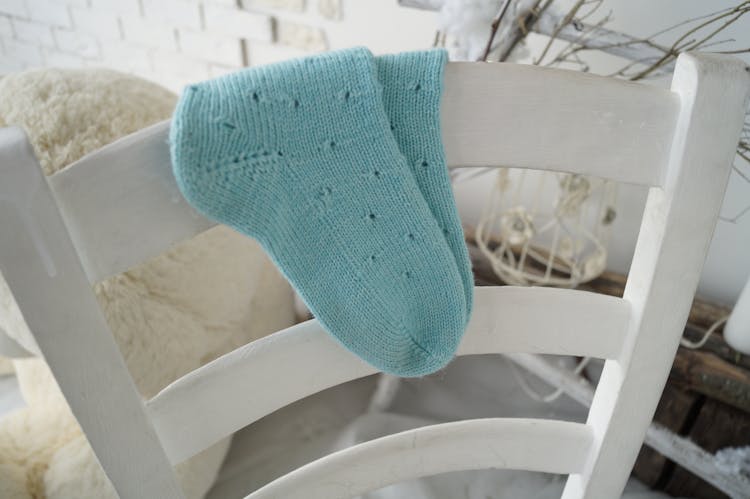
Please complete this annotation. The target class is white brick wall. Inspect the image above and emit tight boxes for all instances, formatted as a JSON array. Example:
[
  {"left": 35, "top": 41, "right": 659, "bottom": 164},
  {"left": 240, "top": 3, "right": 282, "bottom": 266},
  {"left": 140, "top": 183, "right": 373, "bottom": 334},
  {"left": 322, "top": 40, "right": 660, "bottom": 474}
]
[
  {"left": 0, "top": 0, "right": 344, "bottom": 92},
  {"left": 70, "top": 7, "right": 121, "bottom": 40},
  {"left": 202, "top": 3, "right": 272, "bottom": 41},
  {"left": 120, "top": 15, "right": 178, "bottom": 50},
  {"left": 178, "top": 29, "right": 244, "bottom": 66},
  {"left": 27, "top": 0, "right": 72, "bottom": 27},
  {"left": 12, "top": 18, "right": 55, "bottom": 46},
  {"left": 53, "top": 28, "right": 100, "bottom": 58}
]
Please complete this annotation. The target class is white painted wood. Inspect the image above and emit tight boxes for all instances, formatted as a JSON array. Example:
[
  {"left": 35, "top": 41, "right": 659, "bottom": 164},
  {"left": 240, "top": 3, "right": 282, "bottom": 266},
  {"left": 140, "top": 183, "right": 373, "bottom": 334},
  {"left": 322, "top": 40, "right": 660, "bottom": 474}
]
[
  {"left": 245, "top": 418, "right": 594, "bottom": 499},
  {"left": 0, "top": 325, "right": 34, "bottom": 358},
  {"left": 147, "top": 285, "right": 628, "bottom": 464},
  {"left": 441, "top": 62, "right": 679, "bottom": 185},
  {"left": 46, "top": 63, "right": 679, "bottom": 283},
  {"left": 461, "top": 286, "right": 630, "bottom": 359},
  {"left": 0, "top": 127, "right": 184, "bottom": 499},
  {"left": 646, "top": 423, "right": 750, "bottom": 499},
  {"left": 507, "top": 353, "right": 594, "bottom": 407},
  {"left": 148, "top": 320, "right": 377, "bottom": 465},
  {"left": 562, "top": 53, "right": 750, "bottom": 499},
  {"left": 46, "top": 120, "right": 216, "bottom": 283}
]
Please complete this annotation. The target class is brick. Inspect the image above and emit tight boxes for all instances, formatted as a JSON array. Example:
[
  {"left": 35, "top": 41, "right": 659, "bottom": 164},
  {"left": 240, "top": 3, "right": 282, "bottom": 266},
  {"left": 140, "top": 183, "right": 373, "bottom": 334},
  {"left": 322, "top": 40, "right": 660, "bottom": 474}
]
[
  {"left": 202, "top": 0, "right": 238, "bottom": 6},
  {"left": 0, "top": 15, "right": 15, "bottom": 37},
  {"left": 317, "top": 0, "right": 341, "bottom": 20},
  {"left": 100, "top": 41, "right": 152, "bottom": 73},
  {"left": 120, "top": 15, "right": 177, "bottom": 50},
  {"left": 241, "top": 0, "right": 305, "bottom": 12},
  {"left": 178, "top": 29, "right": 243, "bottom": 66},
  {"left": 2, "top": 38, "right": 44, "bottom": 66},
  {"left": 0, "top": 55, "right": 26, "bottom": 72},
  {"left": 28, "top": 0, "right": 71, "bottom": 27},
  {"left": 247, "top": 40, "right": 305, "bottom": 66},
  {"left": 89, "top": 0, "right": 141, "bottom": 17},
  {"left": 42, "top": 47, "right": 86, "bottom": 67},
  {"left": 64, "top": 0, "right": 90, "bottom": 7},
  {"left": 203, "top": 4, "right": 272, "bottom": 42},
  {"left": 12, "top": 18, "right": 55, "bottom": 46},
  {"left": 0, "top": 0, "right": 27, "bottom": 18},
  {"left": 142, "top": 0, "right": 201, "bottom": 30},
  {"left": 275, "top": 20, "right": 326, "bottom": 51},
  {"left": 71, "top": 8, "right": 122, "bottom": 40},
  {"left": 151, "top": 49, "right": 211, "bottom": 89},
  {"left": 209, "top": 63, "right": 240, "bottom": 78},
  {"left": 54, "top": 28, "right": 99, "bottom": 58}
]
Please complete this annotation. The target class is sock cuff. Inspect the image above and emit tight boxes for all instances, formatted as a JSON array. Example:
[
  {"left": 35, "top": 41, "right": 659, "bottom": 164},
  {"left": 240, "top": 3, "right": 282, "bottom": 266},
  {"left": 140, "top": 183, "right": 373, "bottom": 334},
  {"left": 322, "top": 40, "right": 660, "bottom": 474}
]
[
  {"left": 376, "top": 49, "right": 448, "bottom": 91},
  {"left": 171, "top": 47, "right": 393, "bottom": 175},
  {"left": 376, "top": 48, "right": 447, "bottom": 107},
  {"left": 375, "top": 49, "right": 448, "bottom": 159}
]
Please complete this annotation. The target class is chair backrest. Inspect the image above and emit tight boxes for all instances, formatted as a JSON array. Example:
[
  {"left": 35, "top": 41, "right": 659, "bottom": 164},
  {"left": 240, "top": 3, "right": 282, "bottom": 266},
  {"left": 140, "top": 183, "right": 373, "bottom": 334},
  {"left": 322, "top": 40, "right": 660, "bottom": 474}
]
[{"left": 0, "top": 52, "right": 747, "bottom": 499}]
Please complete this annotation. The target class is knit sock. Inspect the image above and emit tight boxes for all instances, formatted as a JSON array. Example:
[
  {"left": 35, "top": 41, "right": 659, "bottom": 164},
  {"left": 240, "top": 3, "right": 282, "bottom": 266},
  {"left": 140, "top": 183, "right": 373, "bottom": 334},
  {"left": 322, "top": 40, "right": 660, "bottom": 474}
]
[
  {"left": 170, "top": 47, "right": 467, "bottom": 377},
  {"left": 375, "top": 50, "right": 474, "bottom": 321}
]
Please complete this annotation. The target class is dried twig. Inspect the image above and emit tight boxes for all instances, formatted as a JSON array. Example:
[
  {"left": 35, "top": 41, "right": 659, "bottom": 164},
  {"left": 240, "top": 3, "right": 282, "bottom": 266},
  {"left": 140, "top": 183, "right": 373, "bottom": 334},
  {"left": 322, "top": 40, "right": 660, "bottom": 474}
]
[
  {"left": 630, "top": 2, "right": 750, "bottom": 80},
  {"left": 480, "top": 0, "right": 513, "bottom": 61},
  {"left": 534, "top": 0, "right": 587, "bottom": 65}
]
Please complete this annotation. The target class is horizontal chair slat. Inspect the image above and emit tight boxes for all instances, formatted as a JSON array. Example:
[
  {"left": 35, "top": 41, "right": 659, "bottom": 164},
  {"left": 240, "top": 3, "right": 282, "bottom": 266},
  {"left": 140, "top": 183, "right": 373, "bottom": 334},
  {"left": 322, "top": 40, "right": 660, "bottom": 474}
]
[
  {"left": 47, "top": 63, "right": 678, "bottom": 283},
  {"left": 441, "top": 62, "right": 678, "bottom": 186},
  {"left": 46, "top": 120, "right": 216, "bottom": 283},
  {"left": 246, "top": 418, "right": 594, "bottom": 499},
  {"left": 148, "top": 286, "right": 628, "bottom": 464},
  {"left": 463, "top": 286, "right": 630, "bottom": 359}
]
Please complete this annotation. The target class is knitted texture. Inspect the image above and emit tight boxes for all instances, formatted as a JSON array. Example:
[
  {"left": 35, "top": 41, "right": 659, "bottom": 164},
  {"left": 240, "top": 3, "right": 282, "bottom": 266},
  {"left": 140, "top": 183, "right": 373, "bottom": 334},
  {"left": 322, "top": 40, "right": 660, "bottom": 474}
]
[
  {"left": 170, "top": 47, "right": 467, "bottom": 377},
  {"left": 376, "top": 49, "right": 473, "bottom": 321}
]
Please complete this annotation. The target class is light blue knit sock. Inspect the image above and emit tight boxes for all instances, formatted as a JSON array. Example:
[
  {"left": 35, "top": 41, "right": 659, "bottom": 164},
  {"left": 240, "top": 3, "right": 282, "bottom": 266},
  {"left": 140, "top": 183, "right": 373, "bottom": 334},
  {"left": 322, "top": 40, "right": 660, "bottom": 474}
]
[
  {"left": 170, "top": 47, "right": 467, "bottom": 377},
  {"left": 376, "top": 50, "right": 474, "bottom": 321}
]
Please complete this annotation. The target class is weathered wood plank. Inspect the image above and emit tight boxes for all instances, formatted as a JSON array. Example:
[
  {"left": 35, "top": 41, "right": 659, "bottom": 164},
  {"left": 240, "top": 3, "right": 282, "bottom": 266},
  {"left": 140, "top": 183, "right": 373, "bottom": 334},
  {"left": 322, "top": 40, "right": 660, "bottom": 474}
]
[
  {"left": 631, "top": 385, "right": 700, "bottom": 487},
  {"left": 664, "top": 398, "right": 750, "bottom": 499},
  {"left": 670, "top": 349, "right": 750, "bottom": 413}
]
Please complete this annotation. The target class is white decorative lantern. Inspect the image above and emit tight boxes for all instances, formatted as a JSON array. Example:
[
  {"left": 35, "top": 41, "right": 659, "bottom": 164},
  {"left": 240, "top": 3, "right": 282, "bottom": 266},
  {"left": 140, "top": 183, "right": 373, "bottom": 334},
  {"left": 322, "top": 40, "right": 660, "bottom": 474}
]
[{"left": 476, "top": 168, "right": 617, "bottom": 287}]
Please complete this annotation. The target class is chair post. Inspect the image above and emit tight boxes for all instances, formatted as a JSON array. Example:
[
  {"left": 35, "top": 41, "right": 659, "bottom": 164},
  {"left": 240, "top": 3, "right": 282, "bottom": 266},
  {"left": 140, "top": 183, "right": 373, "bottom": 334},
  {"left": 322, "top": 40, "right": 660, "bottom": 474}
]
[
  {"left": 0, "top": 127, "right": 184, "bottom": 499},
  {"left": 562, "top": 53, "right": 750, "bottom": 499}
]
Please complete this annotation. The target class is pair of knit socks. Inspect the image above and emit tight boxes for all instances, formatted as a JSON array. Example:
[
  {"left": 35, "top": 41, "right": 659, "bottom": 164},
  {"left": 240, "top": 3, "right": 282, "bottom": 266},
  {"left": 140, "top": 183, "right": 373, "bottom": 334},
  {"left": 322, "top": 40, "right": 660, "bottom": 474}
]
[{"left": 170, "top": 47, "right": 472, "bottom": 377}]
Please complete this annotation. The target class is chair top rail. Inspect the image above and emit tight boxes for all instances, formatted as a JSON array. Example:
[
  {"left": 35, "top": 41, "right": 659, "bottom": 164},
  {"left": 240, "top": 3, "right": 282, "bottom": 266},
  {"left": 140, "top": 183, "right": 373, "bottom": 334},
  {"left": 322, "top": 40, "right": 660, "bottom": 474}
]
[
  {"left": 44, "top": 62, "right": 679, "bottom": 283},
  {"left": 245, "top": 418, "right": 594, "bottom": 499},
  {"left": 147, "top": 285, "right": 630, "bottom": 465},
  {"left": 441, "top": 62, "right": 678, "bottom": 185}
]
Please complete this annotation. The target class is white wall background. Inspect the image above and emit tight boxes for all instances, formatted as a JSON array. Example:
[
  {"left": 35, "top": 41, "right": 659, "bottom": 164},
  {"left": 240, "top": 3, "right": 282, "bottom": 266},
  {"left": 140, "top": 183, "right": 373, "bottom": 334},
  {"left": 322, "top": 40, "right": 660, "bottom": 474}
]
[{"left": 0, "top": 0, "right": 748, "bottom": 305}]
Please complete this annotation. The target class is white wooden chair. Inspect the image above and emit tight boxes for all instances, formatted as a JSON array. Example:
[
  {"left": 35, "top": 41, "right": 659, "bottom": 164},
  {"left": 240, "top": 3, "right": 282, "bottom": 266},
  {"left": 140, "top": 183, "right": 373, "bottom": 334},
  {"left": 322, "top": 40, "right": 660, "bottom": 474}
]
[{"left": 0, "top": 52, "right": 748, "bottom": 499}]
